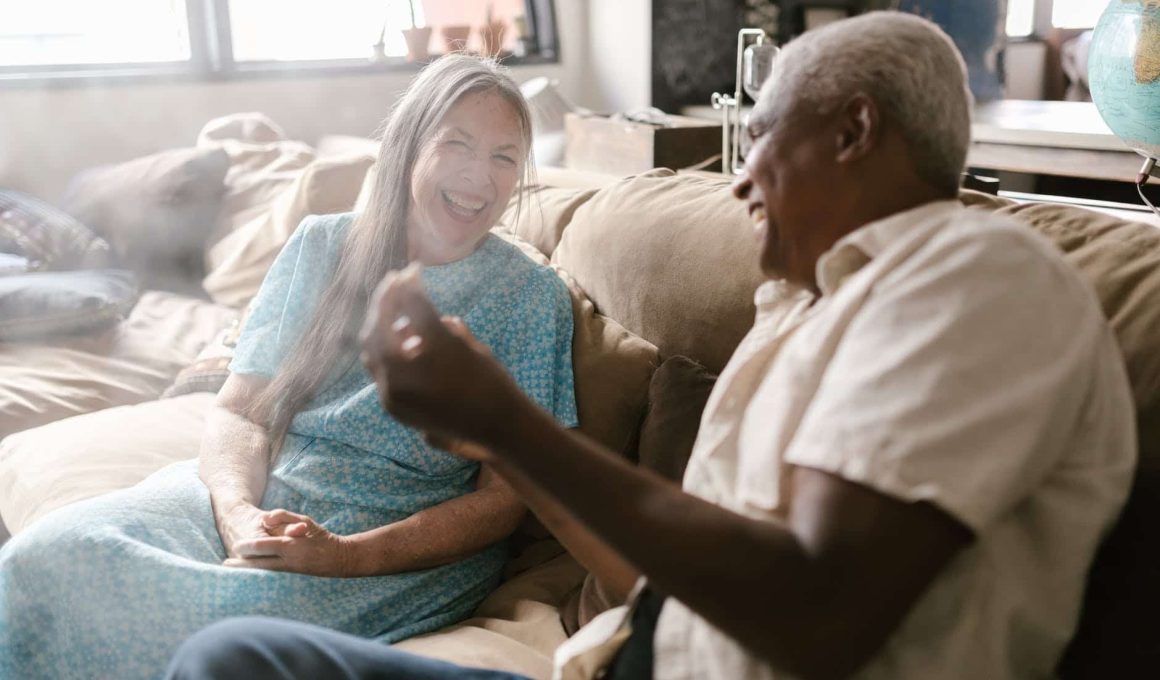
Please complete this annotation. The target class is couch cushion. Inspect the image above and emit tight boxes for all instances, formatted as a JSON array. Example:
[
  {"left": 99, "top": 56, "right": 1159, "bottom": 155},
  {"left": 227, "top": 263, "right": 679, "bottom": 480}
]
[
  {"left": 0, "top": 392, "right": 215, "bottom": 533},
  {"left": 0, "top": 291, "right": 235, "bottom": 438},
  {"left": 202, "top": 153, "right": 374, "bottom": 308},
  {"left": 197, "top": 113, "right": 317, "bottom": 266},
  {"left": 60, "top": 147, "right": 229, "bottom": 297},
  {"left": 949, "top": 197, "right": 1160, "bottom": 677},
  {"left": 552, "top": 170, "right": 765, "bottom": 374},
  {"left": 395, "top": 550, "right": 587, "bottom": 679},
  {"left": 498, "top": 184, "right": 598, "bottom": 258},
  {"left": 562, "top": 354, "right": 717, "bottom": 635}
]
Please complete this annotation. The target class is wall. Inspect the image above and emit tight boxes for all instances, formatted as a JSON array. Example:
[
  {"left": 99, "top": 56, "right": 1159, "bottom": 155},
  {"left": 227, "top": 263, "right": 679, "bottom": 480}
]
[
  {"left": 0, "top": 1, "right": 587, "bottom": 199},
  {"left": 583, "top": 0, "right": 651, "bottom": 113}
]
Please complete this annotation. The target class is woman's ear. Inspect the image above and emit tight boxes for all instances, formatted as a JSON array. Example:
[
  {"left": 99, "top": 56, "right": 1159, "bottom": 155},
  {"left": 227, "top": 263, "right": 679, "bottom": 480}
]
[{"left": 835, "top": 93, "right": 879, "bottom": 164}]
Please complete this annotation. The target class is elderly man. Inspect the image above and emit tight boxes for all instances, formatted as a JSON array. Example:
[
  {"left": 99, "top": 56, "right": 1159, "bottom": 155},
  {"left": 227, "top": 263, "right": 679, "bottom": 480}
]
[{"left": 168, "top": 11, "right": 1134, "bottom": 680}]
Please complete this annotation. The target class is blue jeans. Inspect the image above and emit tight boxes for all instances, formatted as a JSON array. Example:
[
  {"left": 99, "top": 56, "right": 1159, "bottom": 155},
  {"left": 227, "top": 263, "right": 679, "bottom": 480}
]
[{"left": 164, "top": 617, "right": 531, "bottom": 680}]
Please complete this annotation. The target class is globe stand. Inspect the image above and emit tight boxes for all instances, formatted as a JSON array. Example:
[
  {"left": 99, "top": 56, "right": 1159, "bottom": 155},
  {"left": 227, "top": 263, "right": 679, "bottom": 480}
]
[{"left": 1135, "top": 157, "right": 1160, "bottom": 219}]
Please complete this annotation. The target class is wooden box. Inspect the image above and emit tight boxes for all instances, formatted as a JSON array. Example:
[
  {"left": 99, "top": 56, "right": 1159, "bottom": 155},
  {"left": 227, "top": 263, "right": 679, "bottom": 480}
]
[{"left": 564, "top": 112, "right": 722, "bottom": 175}]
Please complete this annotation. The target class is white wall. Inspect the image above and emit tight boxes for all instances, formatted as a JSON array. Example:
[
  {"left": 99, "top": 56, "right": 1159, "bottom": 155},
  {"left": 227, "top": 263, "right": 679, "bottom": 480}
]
[
  {"left": 584, "top": 0, "right": 651, "bottom": 113},
  {"left": 0, "top": 1, "right": 589, "bottom": 199}
]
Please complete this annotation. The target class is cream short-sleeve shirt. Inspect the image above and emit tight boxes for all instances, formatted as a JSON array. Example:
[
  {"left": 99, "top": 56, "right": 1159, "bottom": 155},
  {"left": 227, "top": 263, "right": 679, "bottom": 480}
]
[{"left": 647, "top": 201, "right": 1136, "bottom": 680}]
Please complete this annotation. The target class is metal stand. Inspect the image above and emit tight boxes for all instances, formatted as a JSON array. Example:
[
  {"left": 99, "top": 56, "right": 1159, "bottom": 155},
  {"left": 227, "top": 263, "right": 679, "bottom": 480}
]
[
  {"left": 1136, "top": 156, "right": 1160, "bottom": 219},
  {"left": 711, "top": 29, "right": 769, "bottom": 176}
]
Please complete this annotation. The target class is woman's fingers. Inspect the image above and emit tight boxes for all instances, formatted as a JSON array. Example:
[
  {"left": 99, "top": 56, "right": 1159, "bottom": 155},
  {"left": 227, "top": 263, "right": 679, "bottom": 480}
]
[
  {"left": 234, "top": 536, "right": 293, "bottom": 557},
  {"left": 223, "top": 557, "right": 290, "bottom": 572},
  {"left": 282, "top": 522, "right": 312, "bottom": 538}
]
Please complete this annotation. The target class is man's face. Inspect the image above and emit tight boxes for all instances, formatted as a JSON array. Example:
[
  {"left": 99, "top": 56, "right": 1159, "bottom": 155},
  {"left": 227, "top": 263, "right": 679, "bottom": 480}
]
[{"left": 732, "top": 97, "right": 840, "bottom": 287}]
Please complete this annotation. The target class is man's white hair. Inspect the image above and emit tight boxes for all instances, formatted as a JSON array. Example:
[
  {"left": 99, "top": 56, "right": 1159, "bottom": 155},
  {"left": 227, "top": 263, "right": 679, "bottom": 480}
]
[{"left": 762, "top": 11, "right": 973, "bottom": 193}]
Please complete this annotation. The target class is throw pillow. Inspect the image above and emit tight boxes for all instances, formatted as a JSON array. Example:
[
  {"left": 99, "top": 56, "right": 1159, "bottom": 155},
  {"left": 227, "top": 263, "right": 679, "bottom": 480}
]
[
  {"left": 202, "top": 153, "right": 374, "bottom": 308},
  {"left": 561, "top": 354, "right": 717, "bottom": 634},
  {"left": 0, "top": 269, "right": 138, "bottom": 342},
  {"left": 0, "top": 189, "right": 113, "bottom": 271},
  {"left": 635, "top": 355, "right": 718, "bottom": 478},
  {"left": 60, "top": 147, "right": 230, "bottom": 296}
]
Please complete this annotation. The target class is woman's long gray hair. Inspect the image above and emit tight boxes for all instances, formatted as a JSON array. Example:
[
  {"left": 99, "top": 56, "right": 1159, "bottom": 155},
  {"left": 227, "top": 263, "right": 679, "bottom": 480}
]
[{"left": 247, "top": 55, "right": 535, "bottom": 456}]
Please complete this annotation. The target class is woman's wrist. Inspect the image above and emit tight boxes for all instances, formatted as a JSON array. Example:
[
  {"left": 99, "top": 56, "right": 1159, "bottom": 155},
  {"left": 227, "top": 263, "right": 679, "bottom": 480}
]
[{"left": 342, "top": 527, "right": 398, "bottom": 577}]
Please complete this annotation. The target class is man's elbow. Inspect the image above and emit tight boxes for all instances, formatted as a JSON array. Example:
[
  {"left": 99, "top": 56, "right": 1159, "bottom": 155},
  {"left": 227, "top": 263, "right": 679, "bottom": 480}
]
[{"left": 747, "top": 594, "right": 894, "bottom": 680}]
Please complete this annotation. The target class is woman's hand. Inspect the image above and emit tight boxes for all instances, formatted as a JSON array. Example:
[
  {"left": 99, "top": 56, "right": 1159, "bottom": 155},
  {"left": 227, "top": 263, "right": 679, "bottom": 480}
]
[
  {"left": 217, "top": 502, "right": 280, "bottom": 559},
  {"left": 359, "top": 264, "right": 527, "bottom": 450},
  {"left": 223, "top": 509, "right": 356, "bottom": 577}
]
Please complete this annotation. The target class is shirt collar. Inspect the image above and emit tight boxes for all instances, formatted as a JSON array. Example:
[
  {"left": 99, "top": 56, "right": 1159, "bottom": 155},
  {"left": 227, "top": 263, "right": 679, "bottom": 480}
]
[{"left": 815, "top": 200, "right": 963, "bottom": 296}]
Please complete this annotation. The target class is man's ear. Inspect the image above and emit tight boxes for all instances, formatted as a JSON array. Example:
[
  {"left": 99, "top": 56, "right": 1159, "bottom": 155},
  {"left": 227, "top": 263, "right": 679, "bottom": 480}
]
[{"left": 835, "top": 93, "right": 879, "bottom": 164}]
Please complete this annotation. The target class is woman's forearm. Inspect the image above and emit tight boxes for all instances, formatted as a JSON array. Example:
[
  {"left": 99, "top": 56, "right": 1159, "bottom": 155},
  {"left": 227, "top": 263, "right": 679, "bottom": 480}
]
[
  {"left": 198, "top": 405, "right": 272, "bottom": 514},
  {"left": 345, "top": 485, "right": 525, "bottom": 576}
]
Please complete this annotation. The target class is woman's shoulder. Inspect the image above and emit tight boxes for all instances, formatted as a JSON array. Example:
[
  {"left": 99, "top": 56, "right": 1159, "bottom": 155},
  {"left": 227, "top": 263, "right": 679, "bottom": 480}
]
[
  {"left": 286, "top": 212, "right": 356, "bottom": 263},
  {"left": 483, "top": 233, "right": 571, "bottom": 303},
  {"left": 297, "top": 211, "right": 356, "bottom": 244}
]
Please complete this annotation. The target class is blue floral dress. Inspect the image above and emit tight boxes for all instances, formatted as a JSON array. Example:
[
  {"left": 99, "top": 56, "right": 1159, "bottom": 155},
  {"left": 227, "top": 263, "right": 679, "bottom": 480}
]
[{"left": 0, "top": 212, "right": 578, "bottom": 680}]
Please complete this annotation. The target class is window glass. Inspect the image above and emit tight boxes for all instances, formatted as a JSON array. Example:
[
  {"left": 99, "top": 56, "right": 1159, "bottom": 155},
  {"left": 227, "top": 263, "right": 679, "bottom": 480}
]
[{"left": 0, "top": 0, "right": 190, "bottom": 66}]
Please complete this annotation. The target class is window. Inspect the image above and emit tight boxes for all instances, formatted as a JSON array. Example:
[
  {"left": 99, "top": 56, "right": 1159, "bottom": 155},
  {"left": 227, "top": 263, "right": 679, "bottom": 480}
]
[
  {"left": 0, "top": 0, "right": 190, "bottom": 67},
  {"left": 1006, "top": 0, "right": 1105, "bottom": 38},
  {"left": 0, "top": 0, "right": 558, "bottom": 82},
  {"left": 1051, "top": 0, "right": 1104, "bottom": 30},
  {"left": 1006, "top": 0, "right": 1035, "bottom": 38},
  {"left": 228, "top": 0, "right": 423, "bottom": 62}
]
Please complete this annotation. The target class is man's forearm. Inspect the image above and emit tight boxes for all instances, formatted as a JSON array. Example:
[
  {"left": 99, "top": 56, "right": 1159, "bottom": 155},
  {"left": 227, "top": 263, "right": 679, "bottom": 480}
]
[
  {"left": 486, "top": 405, "right": 823, "bottom": 675},
  {"left": 345, "top": 486, "right": 524, "bottom": 577},
  {"left": 488, "top": 458, "right": 641, "bottom": 602}
]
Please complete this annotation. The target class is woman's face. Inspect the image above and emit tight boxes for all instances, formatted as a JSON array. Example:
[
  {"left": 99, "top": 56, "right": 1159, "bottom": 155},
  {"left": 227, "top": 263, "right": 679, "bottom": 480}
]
[{"left": 407, "top": 90, "right": 526, "bottom": 265}]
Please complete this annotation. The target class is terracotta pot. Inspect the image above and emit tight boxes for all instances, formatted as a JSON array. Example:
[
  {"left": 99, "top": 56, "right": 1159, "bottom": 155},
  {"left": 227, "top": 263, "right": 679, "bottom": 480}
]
[
  {"left": 440, "top": 25, "right": 471, "bottom": 53},
  {"left": 479, "top": 20, "right": 507, "bottom": 57},
  {"left": 401, "top": 26, "right": 432, "bottom": 62}
]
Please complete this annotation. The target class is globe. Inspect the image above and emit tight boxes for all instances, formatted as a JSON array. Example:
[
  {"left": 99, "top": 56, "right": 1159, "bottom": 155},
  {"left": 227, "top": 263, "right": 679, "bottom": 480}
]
[{"left": 1089, "top": 1, "right": 1160, "bottom": 160}]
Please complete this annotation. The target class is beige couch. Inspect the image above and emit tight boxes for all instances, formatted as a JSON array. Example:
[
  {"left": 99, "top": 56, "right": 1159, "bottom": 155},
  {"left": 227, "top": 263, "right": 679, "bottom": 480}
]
[{"left": 1, "top": 117, "right": 1159, "bottom": 677}]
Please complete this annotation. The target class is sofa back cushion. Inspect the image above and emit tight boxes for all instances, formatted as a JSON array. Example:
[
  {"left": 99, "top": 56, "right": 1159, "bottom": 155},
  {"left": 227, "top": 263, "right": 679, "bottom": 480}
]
[
  {"left": 552, "top": 170, "right": 765, "bottom": 374},
  {"left": 498, "top": 184, "right": 598, "bottom": 258},
  {"left": 953, "top": 193, "right": 1160, "bottom": 676}
]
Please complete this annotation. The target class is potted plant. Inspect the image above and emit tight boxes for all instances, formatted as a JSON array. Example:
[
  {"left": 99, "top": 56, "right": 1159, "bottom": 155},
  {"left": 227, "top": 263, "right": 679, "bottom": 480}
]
[{"left": 400, "top": 0, "right": 432, "bottom": 62}]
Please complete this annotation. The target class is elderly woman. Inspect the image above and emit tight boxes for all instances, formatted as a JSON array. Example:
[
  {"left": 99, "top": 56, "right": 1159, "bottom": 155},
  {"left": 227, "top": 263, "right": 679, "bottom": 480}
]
[{"left": 0, "top": 55, "right": 577, "bottom": 680}]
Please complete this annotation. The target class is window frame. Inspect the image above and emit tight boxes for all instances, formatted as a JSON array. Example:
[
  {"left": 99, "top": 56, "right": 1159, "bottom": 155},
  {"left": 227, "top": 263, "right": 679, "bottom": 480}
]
[
  {"left": 1006, "top": 0, "right": 1103, "bottom": 40},
  {"left": 0, "top": 0, "right": 560, "bottom": 88}
]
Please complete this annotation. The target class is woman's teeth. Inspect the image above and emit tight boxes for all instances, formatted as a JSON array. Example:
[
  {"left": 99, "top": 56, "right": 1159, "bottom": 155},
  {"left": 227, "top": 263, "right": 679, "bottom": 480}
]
[
  {"left": 751, "top": 207, "right": 766, "bottom": 226},
  {"left": 443, "top": 190, "right": 485, "bottom": 214}
]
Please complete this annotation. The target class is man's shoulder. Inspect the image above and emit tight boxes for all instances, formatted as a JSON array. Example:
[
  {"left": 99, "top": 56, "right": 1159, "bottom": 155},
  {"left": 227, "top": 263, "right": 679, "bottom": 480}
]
[{"left": 911, "top": 207, "right": 1089, "bottom": 300}]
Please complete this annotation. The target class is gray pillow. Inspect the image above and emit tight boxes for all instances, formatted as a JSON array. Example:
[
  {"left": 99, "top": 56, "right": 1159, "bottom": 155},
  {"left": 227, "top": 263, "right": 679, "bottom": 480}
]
[
  {"left": 61, "top": 147, "right": 229, "bottom": 296},
  {"left": 0, "top": 269, "right": 138, "bottom": 342}
]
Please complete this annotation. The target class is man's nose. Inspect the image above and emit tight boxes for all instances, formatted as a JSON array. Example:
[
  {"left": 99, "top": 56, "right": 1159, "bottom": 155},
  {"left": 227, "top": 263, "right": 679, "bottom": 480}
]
[{"left": 732, "top": 169, "right": 752, "bottom": 201}]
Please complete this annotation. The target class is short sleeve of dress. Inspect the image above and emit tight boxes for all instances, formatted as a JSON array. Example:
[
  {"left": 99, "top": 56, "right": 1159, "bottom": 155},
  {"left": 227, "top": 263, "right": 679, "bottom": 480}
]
[
  {"left": 505, "top": 267, "right": 579, "bottom": 429},
  {"left": 229, "top": 214, "right": 348, "bottom": 379}
]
